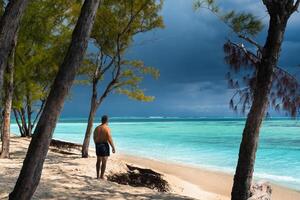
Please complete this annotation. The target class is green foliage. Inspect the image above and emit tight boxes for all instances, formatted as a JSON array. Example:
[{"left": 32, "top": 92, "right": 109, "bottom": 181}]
[
  {"left": 114, "top": 60, "right": 159, "bottom": 101},
  {"left": 117, "top": 88, "right": 154, "bottom": 102},
  {"left": 222, "top": 11, "right": 263, "bottom": 36},
  {"left": 194, "top": 0, "right": 263, "bottom": 36},
  {"left": 92, "top": 0, "right": 164, "bottom": 56},
  {"left": 81, "top": 0, "right": 164, "bottom": 103},
  {"left": 13, "top": 0, "right": 81, "bottom": 111},
  {"left": 0, "top": 0, "right": 5, "bottom": 16}
]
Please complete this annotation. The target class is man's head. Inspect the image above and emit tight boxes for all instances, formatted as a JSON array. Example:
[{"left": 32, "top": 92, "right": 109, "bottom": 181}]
[{"left": 101, "top": 115, "right": 108, "bottom": 124}]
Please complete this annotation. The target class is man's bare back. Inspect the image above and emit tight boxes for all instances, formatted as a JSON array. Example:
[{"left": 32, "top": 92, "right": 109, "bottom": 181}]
[{"left": 93, "top": 125, "right": 110, "bottom": 143}]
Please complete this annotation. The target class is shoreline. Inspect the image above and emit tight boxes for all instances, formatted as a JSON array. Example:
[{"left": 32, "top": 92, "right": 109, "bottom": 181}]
[
  {"left": 49, "top": 136, "right": 300, "bottom": 198},
  {"left": 118, "top": 152, "right": 300, "bottom": 192},
  {"left": 2, "top": 136, "right": 201, "bottom": 200},
  {"left": 117, "top": 153, "right": 300, "bottom": 200},
  {"left": 2, "top": 136, "right": 299, "bottom": 200}
]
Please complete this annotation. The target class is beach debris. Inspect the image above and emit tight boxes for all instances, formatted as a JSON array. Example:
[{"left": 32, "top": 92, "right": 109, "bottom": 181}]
[
  {"left": 107, "top": 164, "right": 170, "bottom": 192},
  {"left": 50, "top": 139, "right": 82, "bottom": 151},
  {"left": 248, "top": 181, "right": 272, "bottom": 200},
  {"left": 49, "top": 139, "right": 82, "bottom": 155}
]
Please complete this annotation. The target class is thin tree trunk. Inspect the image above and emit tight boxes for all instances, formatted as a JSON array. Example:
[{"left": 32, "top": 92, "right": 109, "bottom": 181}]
[
  {"left": 82, "top": 92, "right": 98, "bottom": 158},
  {"left": 15, "top": 100, "right": 42, "bottom": 137},
  {"left": 231, "top": 4, "right": 291, "bottom": 200},
  {"left": 32, "top": 100, "right": 45, "bottom": 129},
  {"left": 19, "top": 108, "right": 29, "bottom": 136},
  {"left": 26, "top": 102, "right": 32, "bottom": 136},
  {"left": 0, "top": 112, "right": 2, "bottom": 150},
  {"left": 13, "top": 109, "right": 25, "bottom": 137},
  {"left": 0, "top": 0, "right": 28, "bottom": 99},
  {"left": 9, "top": 1, "right": 100, "bottom": 199},
  {"left": 0, "top": 44, "right": 15, "bottom": 159},
  {"left": 81, "top": 67, "right": 116, "bottom": 158}
]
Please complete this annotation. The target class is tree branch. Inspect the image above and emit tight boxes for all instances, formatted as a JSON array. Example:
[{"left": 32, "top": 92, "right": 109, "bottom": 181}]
[
  {"left": 274, "top": 66, "right": 299, "bottom": 85},
  {"left": 99, "top": 55, "right": 116, "bottom": 78},
  {"left": 228, "top": 40, "right": 299, "bottom": 85},
  {"left": 32, "top": 100, "right": 45, "bottom": 128},
  {"left": 119, "top": 0, "right": 151, "bottom": 37},
  {"left": 231, "top": 87, "right": 250, "bottom": 100},
  {"left": 200, "top": 5, "right": 263, "bottom": 52},
  {"left": 238, "top": 34, "right": 263, "bottom": 52},
  {"left": 93, "top": 0, "right": 152, "bottom": 107},
  {"left": 227, "top": 40, "right": 259, "bottom": 66},
  {"left": 293, "top": 0, "right": 300, "bottom": 12},
  {"left": 96, "top": 41, "right": 122, "bottom": 106}
]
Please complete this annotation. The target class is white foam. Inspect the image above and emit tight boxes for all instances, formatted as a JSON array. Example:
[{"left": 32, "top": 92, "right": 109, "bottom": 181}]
[{"left": 255, "top": 172, "right": 300, "bottom": 183}]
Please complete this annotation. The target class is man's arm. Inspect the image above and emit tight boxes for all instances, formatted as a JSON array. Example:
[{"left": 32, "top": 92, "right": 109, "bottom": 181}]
[
  {"left": 93, "top": 127, "right": 98, "bottom": 144},
  {"left": 107, "top": 128, "right": 115, "bottom": 153}
]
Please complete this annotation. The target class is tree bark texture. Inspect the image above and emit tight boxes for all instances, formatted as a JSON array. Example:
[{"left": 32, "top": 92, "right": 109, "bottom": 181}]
[
  {"left": 0, "top": 42, "right": 15, "bottom": 159},
  {"left": 231, "top": 1, "right": 294, "bottom": 199},
  {"left": 0, "top": 0, "right": 28, "bottom": 101},
  {"left": 9, "top": 1, "right": 100, "bottom": 199}
]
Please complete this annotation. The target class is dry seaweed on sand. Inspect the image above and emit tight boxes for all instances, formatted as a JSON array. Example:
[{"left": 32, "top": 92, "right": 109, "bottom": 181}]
[
  {"left": 108, "top": 164, "right": 170, "bottom": 192},
  {"left": 50, "top": 139, "right": 82, "bottom": 151}
]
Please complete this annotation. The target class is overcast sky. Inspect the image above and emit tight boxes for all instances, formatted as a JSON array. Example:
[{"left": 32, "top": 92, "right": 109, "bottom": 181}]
[{"left": 61, "top": 0, "right": 300, "bottom": 118}]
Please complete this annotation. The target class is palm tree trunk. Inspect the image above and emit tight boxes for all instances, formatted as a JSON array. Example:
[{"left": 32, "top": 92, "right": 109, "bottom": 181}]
[
  {"left": 9, "top": 1, "right": 100, "bottom": 199},
  {"left": 231, "top": 4, "right": 291, "bottom": 200},
  {"left": 0, "top": 44, "right": 15, "bottom": 159},
  {"left": 0, "top": 0, "right": 28, "bottom": 98},
  {"left": 82, "top": 93, "right": 98, "bottom": 158}
]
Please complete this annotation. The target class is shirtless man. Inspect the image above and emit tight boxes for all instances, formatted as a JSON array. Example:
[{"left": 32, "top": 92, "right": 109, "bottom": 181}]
[{"left": 93, "top": 115, "right": 115, "bottom": 179}]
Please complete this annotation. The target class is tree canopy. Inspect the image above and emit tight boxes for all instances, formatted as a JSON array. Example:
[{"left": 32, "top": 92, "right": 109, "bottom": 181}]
[
  {"left": 194, "top": 0, "right": 300, "bottom": 117},
  {"left": 12, "top": 0, "right": 81, "bottom": 135},
  {"left": 80, "top": 0, "right": 164, "bottom": 103}
]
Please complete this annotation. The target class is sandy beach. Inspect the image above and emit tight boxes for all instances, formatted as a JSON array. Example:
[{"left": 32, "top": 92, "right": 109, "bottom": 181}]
[{"left": 0, "top": 136, "right": 299, "bottom": 200}]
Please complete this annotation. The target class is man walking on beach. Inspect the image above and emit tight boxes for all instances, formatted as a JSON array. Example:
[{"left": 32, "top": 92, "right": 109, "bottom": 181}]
[{"left": 93, "top": 115, "right": 116, "bottom": 179}]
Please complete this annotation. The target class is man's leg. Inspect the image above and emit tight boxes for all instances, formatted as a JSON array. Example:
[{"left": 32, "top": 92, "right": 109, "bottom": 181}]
[
  {"left": 100, "top": 156, "right": 108, "bottom": 179},
  {"left": 96, "top": 156, "right": 102, "bottom": 179}
]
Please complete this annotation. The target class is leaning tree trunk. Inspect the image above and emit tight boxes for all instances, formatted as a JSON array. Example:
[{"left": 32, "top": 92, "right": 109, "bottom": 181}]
[
  {"left": 82, "top": 94, "right": 98, "bottom": 158},
  {"left": 231, "top": 3, "right": 292, "bottom": 200},
  {"left": 0, "top": 44, "right": 15, "bottom": 159},
  {"left": 9, "top": 1, "right": 100, "bottom": 199},
  {"left": 0, "top": 0, "right": 28, "bottom": 99}
]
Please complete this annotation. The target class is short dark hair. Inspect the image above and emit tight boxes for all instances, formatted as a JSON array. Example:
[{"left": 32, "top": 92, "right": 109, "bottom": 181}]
[{"left": 101, "top": 115, "right": 108, "bottom": 124}]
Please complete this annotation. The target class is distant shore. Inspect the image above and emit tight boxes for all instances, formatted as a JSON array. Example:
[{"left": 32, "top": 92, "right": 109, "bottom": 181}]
[{"left": 1, "top": 136, "right": 299, "bottom": 200}]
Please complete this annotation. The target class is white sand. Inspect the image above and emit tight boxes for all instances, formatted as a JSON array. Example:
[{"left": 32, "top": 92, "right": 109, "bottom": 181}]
[{"left": 0, "top": 136, "right": 299, "bottom": 200}]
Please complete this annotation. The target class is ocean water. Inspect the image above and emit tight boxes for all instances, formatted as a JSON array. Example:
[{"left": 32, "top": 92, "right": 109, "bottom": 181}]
[{"left": 11, "top": 118, "right": 300, "bottom": 190}]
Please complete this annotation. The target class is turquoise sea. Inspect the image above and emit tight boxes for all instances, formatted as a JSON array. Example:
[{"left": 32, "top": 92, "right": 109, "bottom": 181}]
[{"left": 11, "top": 118, "right": 300, "bottom": 190}]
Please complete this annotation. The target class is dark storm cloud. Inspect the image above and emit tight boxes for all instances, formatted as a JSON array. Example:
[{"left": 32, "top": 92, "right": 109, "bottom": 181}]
[{"left": 62, "top": 0, "right": 300, "bottom": 117}]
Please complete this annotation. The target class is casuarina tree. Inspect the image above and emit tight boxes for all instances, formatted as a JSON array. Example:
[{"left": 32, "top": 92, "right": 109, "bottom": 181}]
[
  {"left": 12, "top": 0, "right": 81, "bottom": 137},
  {"left": 80, "top": 0, "right": 163, "bottom": 158},
  {"left": 0, "top": 0, "right": 28, "bottom": 158},
  {"left": 0, "top": 34, "right": 16, "bottom": 158},
  {"left": 195, "top": 0, "right": 300, "bottom": 199},
  {"left": 0, "top": 0, "right": 29, "bottom": 102},
  {"left": 9, "top": 0, "right": 100, "bottom": 199}
]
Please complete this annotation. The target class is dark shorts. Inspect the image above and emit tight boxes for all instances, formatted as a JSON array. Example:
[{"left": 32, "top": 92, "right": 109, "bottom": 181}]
[{"left": 95, "top": 142, "right": 110, "bottom": 157}]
